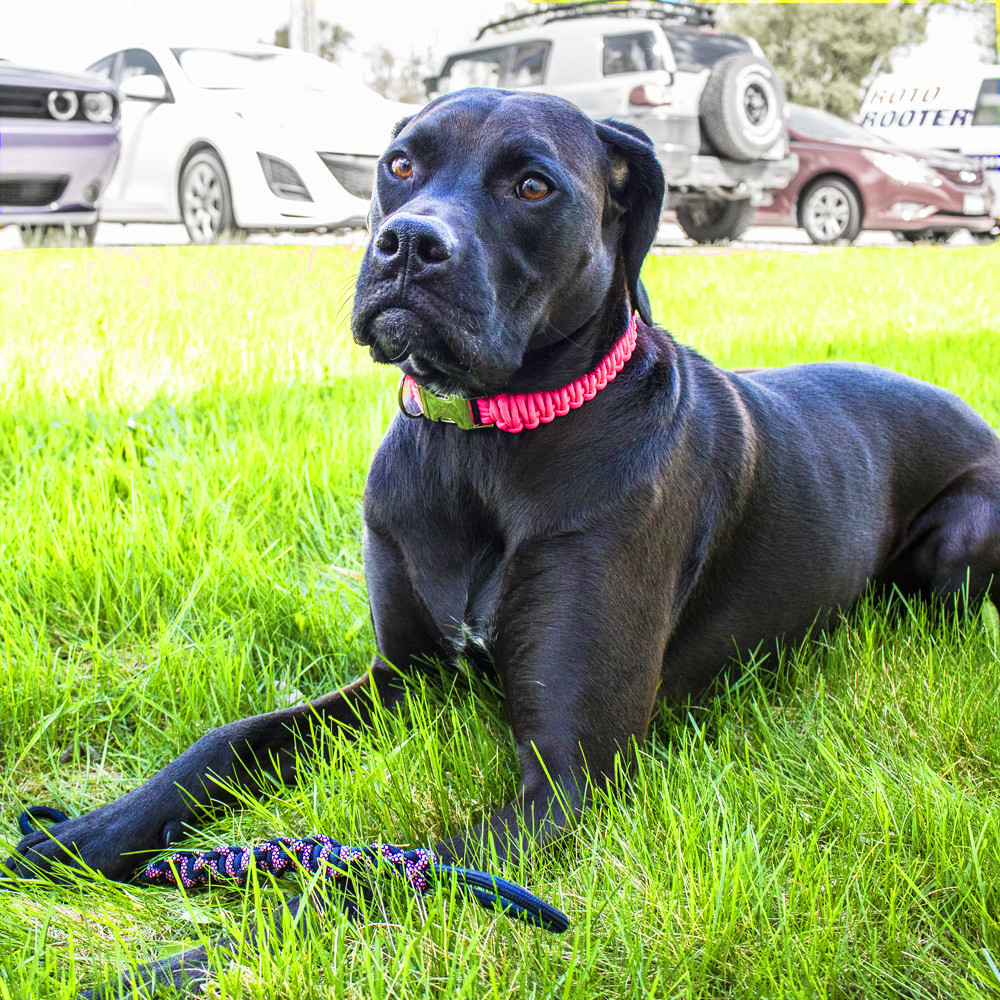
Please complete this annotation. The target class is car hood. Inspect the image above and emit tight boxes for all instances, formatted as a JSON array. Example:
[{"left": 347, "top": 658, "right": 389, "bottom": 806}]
[
  {"left": 210, "top": 90, "right": 419, "bottom": 156},
  {"left": 905, "top": 147, "right": 982, "bottom": 171},
  {"left": 793, "top": 129, "right": 984, "bottom": 173},
  {"left": 0, "top": 63, "right": 112, "bottom": 91}
]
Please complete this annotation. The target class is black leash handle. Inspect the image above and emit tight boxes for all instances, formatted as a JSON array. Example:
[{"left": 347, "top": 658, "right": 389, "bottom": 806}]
[
  {"left": 18, "top": 805, "right": 70, "bottom": 836},
  {"left": 437, "top": 863, "right": 570, "bottom": 932}
]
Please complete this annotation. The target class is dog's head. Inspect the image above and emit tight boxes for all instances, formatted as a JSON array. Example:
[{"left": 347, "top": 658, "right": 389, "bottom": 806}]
[{"left": 351, "top": 88, "right": 664, "bottom": 397}]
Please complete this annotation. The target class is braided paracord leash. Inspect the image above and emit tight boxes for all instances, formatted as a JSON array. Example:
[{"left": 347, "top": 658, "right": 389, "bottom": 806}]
[{"left": 11, "top": 806, "right": 569, "bottom": 933}]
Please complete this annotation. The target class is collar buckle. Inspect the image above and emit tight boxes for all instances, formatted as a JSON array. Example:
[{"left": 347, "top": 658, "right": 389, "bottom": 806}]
[{"left": 398, "top": 377, "right": 484, "bottom": 430}]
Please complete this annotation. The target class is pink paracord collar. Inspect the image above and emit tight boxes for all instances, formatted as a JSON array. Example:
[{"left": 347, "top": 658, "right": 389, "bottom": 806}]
[{"left": 402, "top": 312, "right": 639, "bottom": 434}]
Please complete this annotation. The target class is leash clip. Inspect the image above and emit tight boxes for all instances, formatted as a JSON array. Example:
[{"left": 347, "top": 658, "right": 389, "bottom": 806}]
[{"left": 397, "top": 376, "right": 486, "bottom": 430}]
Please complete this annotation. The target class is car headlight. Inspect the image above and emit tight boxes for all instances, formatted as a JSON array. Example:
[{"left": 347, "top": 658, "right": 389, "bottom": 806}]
[
  {"left": 47, "top": 89, "right": 79, "bottom": 121},
  {"left": 861, "top": 149, "right": 940, "bottom": 186},
  {"left": 82, "top": 91, "right": 115, "bottom": 123}
]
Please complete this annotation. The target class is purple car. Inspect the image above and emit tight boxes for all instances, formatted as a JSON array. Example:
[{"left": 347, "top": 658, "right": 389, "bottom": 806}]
[{"left": 0, "top": 62, "right": 120, "bottom": 243}]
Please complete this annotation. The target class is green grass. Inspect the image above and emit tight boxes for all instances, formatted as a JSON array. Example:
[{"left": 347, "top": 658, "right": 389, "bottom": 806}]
[{"left": 1, "top": 244, "right": 999, "bottom": 999}]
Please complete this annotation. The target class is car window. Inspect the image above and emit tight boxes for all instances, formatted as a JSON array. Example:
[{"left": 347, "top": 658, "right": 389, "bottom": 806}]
[
  {"left": 439, "top": 47, "right": 507, "bottom": 91},
  {"left": 790, "top": 104, "right": 889, "bottom": 146},
  {"left": 86, "top": 54, "right": 117, "bottom": 81},
  {"left": 119, "top": 48, "right": 166, "bottom": 85},
  {"left": 663, "top": 28, "right": 750, "bottom": 73},
  {"left": 172, "top": 48, "right": 381, "bottom": 103},
  {"left": 973, "top": 76, "right": 1000, "bottom": 127},
  {"left": 507, "top": 42, "right": 548, "bottom": 87},
  {"left": 602, "top": 32, "right": 664, "bottom": 76}
]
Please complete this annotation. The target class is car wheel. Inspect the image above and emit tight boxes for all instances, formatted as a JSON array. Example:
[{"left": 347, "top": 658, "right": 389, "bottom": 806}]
[
  {"left": 699, "top": 53, "right": 786, "bottom": 163},
  {"left": 675, "top": 198, "right": 756, "bottom": 244},
  {"left": 179, "top": 150, "right": 240, "bottom": 245},
  {"left": 799, "top": 178, "right": 861, "bottom": 245}
]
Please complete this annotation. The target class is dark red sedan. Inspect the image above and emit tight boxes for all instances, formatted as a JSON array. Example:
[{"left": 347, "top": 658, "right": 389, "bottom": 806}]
[{"left": 755, "top": 103, "right": 998, "bottom": 245}]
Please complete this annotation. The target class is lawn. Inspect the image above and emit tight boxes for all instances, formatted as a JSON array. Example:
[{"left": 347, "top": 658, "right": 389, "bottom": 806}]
[{"left": 1, "top": 244, "right": 999, "bottom": 1000}]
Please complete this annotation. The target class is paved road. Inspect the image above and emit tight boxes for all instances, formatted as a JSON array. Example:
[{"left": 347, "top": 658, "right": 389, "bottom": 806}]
[{"left": 0, "top": 220, "right": 986, "bottom": 251}]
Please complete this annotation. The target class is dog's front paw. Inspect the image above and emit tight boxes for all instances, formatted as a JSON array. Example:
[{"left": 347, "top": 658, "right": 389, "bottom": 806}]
[
  {"left": 79, "top": 945, "right": 212, "bottom": 999},
  {"left": 4, "top": 803, "right": 168, "bottom": 884}
]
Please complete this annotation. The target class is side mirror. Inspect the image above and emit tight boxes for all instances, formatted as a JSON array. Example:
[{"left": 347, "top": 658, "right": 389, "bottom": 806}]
[{"left": 120, "top": 74, "right": 167, "bottom": 102}]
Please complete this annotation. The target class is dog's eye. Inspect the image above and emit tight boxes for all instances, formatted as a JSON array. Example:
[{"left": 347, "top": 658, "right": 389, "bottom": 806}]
[
  {"left": 389, "top": 156, "right": 413, "bottom": 180},
  {"left": 517, "top": 175, "right": 550, "bottom": 202}
]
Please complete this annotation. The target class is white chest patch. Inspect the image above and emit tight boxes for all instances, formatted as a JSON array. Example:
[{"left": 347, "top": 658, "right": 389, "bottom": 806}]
[{"left": 447, "top": 619, "right": 493, "bottom": 659}]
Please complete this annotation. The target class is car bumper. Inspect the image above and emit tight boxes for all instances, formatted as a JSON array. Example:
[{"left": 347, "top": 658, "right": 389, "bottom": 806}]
[
  {"left": 884, "top": 212, "right": 998, "bottom": 235},
  {"left": 861, "top": 171, "right": 997, "bottom": 233},
  {"left": 0, "top": 118, "right": 120, "bottom": 222},
  {"left": 229, "top": 145, "right": 374, "bottom": 232},
  {"left": 665, "top": 154, "right": 799, "bottom": 205},
  {"left": 866, "top": 193, "right": 997, "bottom": 234}
]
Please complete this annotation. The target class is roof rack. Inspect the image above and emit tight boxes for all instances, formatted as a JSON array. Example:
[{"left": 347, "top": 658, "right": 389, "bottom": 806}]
[{"left": 475, "top": 0, "right": 716, "bottom": 40}]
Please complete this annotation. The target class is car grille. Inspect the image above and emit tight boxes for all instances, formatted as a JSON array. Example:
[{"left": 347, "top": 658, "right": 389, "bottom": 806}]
[
  {"left": 0, "top": 85, "right": 54, "bottom": 119},
  {"left": 0, "top": 175, "right": 69, "bottom": 206},
  {"left": 318, "top": 153, "right": 377, "bottom": 200}
]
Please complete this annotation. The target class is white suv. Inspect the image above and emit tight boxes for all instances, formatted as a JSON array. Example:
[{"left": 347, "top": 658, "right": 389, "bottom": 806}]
[{"left": 426, "top": 0, "right": 798, "bottom": 243}]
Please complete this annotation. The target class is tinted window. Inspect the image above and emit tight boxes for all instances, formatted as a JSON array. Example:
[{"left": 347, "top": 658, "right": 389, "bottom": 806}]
[
  {"left": 440, "top": 48, "right": 506, "bottom": 91},
  {"left": 973, "top": 76, "right": 1000, "bottom": 127},
  {"left": 602, "top": 33, "right": 664, "bottom": 76},
  {"left": 789, "top": 104, "right": 890, "bottom": 145},
  {"left": 119, "top": 49, "right": 165, "bottom": 86},
  {"left": 507, "top": 42, "right": 548, "bottom": 87},
  {"left": 663, "top": 28, "right": 751, "bottom": 73},
  {"left": 86, "top": 54, "right": 117, "bottom": 80}
]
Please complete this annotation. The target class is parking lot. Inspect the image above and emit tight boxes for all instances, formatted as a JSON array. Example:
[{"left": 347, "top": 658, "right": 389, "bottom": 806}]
[{"left": 0, "top": 220, "right": 986, "bottom": 253}]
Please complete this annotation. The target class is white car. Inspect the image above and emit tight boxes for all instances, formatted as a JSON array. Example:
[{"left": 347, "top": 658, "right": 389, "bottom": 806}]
[{"left": 84, "top": 44, "right": 416, "bottom": 243}]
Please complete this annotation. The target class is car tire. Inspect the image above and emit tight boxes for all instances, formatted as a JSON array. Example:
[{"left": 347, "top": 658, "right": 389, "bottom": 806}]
[
  {"left": 179, "top": 150, "right": 241, "bottom": 245},
  {"left": 676, "top": 198, "right": 756, "bottom": 244},
  {"left": 699, "top": 53, "right": 785, "bottom": 163},
  {"left": 799, "top": 178, "right": 862, "bottom": 245}
]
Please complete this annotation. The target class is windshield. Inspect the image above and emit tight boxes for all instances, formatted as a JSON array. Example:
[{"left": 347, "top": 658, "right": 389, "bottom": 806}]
[
  {"left": 789, "top": 104, "right": 889, "bottom": 146},
  {"left": 172, "top": 47, "right": 379, "bottom": 102}
]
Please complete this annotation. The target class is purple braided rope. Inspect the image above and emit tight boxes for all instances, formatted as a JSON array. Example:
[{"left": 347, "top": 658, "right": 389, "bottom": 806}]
[{"left": 140, "top": 835, "right": 437, "bottom": 894}]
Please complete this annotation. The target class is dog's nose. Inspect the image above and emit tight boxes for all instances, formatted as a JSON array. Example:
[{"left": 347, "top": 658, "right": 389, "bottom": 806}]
[{"left": 373, "top": 215, "right": 454, "bottom": 278}]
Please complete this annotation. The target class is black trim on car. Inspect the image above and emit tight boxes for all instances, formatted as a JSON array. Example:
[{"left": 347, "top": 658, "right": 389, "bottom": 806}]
[
  {"left": 0, "top": 174, "right": 69, "bottom": 206},
  {"left": 0, "top": 84, "right": 118, "bottom": 122}
]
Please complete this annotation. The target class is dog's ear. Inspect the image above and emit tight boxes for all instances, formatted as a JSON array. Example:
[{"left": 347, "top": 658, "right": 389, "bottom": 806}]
[
  {"left": 594, "top": 119, "right": 664, "bottom": 324},
  {"left": 391, "top": 115, "right": 415, "bottom": 139}
]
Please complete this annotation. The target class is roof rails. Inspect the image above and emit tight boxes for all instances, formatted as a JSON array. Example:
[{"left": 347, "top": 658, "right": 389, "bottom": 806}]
[{"left": 475, "top": 0, "right": 717, "bottom": 40}]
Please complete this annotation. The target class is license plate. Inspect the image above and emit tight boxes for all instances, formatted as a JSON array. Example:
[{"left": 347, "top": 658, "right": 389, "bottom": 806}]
[{"left": 964, "top": 193, "right": 987, "bottom": 216}]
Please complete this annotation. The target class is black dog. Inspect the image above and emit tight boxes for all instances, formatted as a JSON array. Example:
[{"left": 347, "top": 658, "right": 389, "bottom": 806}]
[{"left": 8, "top": 88, "right": 1000, "bottom": 995}]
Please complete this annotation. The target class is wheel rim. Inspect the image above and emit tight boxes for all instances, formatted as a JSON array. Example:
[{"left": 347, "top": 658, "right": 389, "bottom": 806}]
[
  {"left": 182, "top": 162, "right": 224, "bottom": 242},
  {"left": 805, "top": 186, "right": 851, "bottom": 241},
  {"left": 743, "top": 82, "right": 769, "bottom": 128}
]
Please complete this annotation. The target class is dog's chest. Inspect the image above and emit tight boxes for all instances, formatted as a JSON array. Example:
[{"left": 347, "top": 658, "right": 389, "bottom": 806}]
[{"left": 419, "top": 547, "right": 502, "bottom": 662}]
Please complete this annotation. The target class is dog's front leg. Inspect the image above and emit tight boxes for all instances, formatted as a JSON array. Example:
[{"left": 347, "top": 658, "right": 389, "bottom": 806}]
[
  {"left": 434, "top": 529, "right": 675, "bottom": 867},
  {"left": 4, "top": 662, "right": 407, "bottom": 883},
  {"left": 7, "top": 531, "right": 439, "bottom": 885}
]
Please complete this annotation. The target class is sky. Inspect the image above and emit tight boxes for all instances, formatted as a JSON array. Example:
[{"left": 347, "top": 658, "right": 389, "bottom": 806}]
[
  {"left": 0, "top": 0, "right": 991, "bottom": 81},
  {"left": 0, "top": 0, "right": 513, "bottom": 72}
]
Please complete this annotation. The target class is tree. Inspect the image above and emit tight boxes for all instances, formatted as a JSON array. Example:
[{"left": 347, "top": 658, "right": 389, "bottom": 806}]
[
  {"left": 366, "top": 46, "right": 436, "bottom": 104},
  {"left": 719, "top": 3, "right": 929, "bottom": 118},
  {"left": 272, "top": 19, "right": 352, "bottom": 63}
]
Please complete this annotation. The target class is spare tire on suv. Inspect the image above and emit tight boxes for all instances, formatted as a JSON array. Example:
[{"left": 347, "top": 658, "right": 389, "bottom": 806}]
[{"left": 700, "top": 52, "right": 785, "bottom": 162}]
